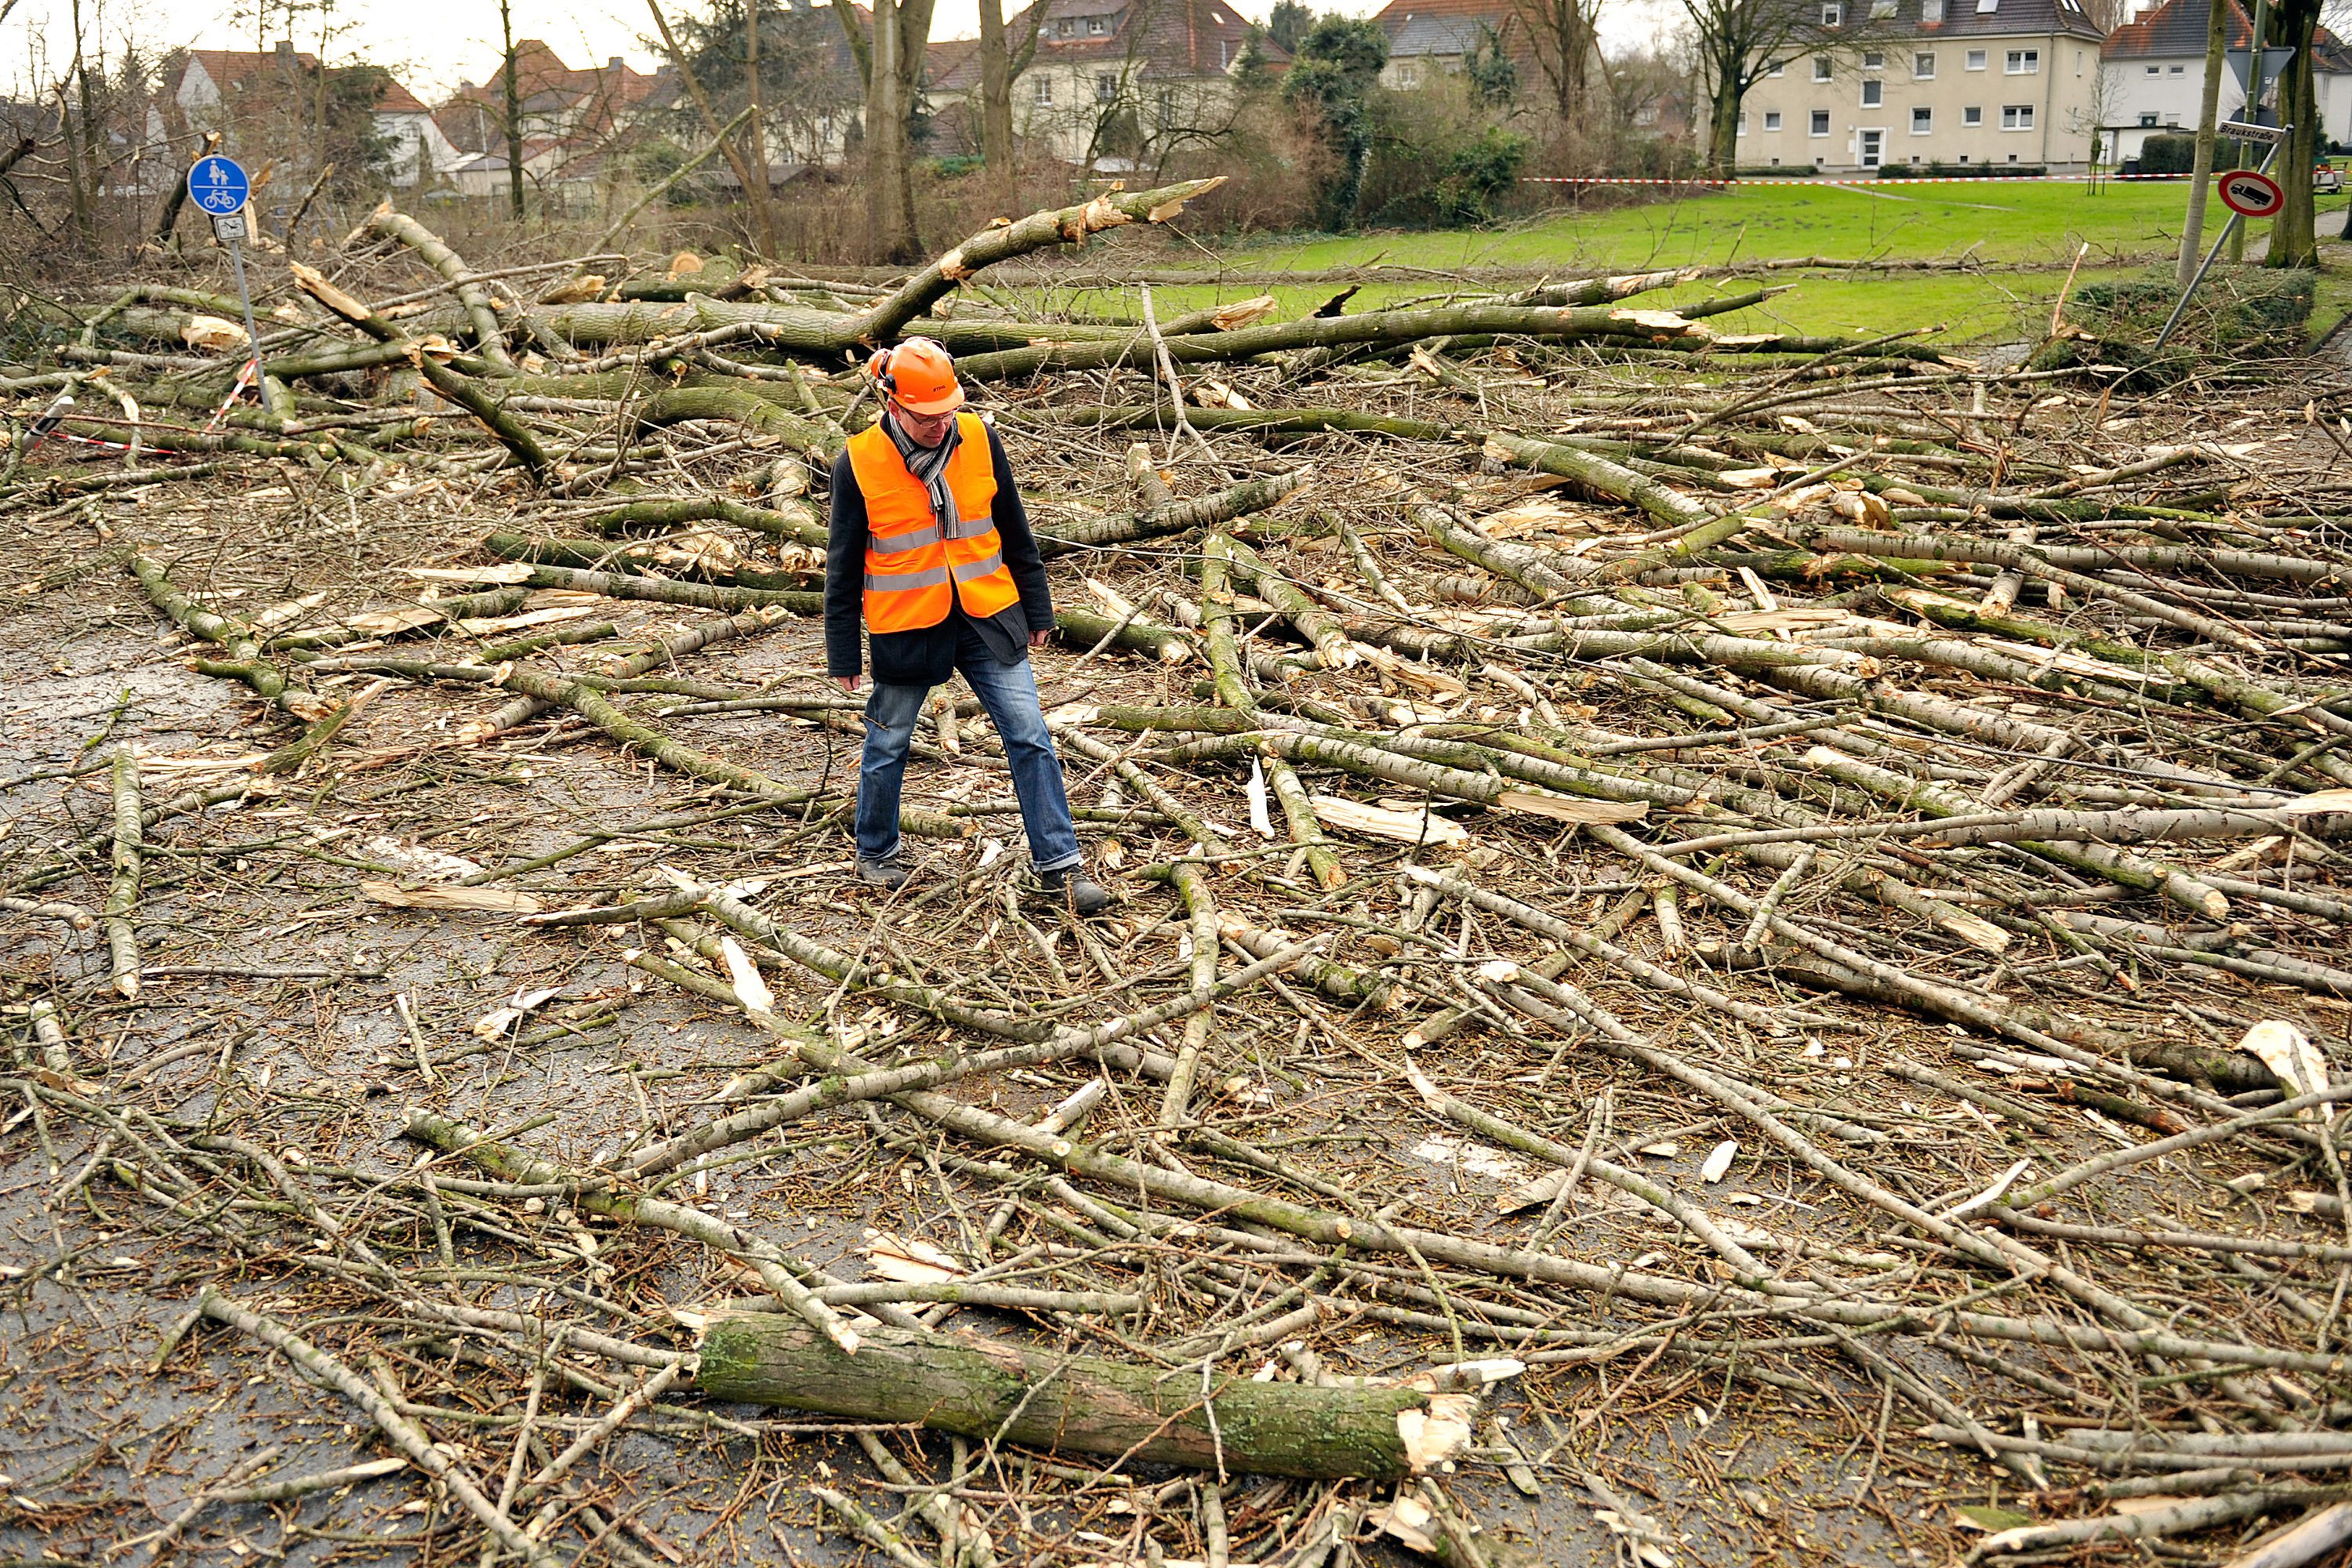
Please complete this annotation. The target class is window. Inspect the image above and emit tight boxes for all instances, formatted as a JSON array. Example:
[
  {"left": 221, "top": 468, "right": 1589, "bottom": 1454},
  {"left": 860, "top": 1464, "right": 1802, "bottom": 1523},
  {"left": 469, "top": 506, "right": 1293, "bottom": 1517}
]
[
  {"left": 2139, "top": 110, "right": 2158, "bottom": 125},
  {"left": 1087, "top": 14, "right": 1107, "bottom": 31},
  {"left": 1915, "top": 51, "right": 1936, "bottom": 76},
  {"left": 1738, "top": 109, "right": 1749, "bottom": 132},
  {"left": 2169, "top": 63, "right": 2184, "bottom": 72},
  {"left": 2145, "top": 64, "right": 2160, "bottom": 74},
  {"left": 1861, "top": 78, "right": 1883, "bottom": 105},
  {"left": 1965, "top": 48, "right": 1987, "bottom": 69},
  {"left": 1864, "top": 49, "right": 1884, "bottom": 68},
  {"left": 1764, "top": 110, "right": 1783, "bottom": 130},
  {"left": 1767, "top": 58, "right": 1786, "bottom": 74},
  {"left": 1975, "top": 0, "right": 1997, "bottom": 10},
  {"left": 1820, "top": 2, "right": 1842, "bottom": 23},
  {"left": 2074, "top": 49, "right": 2082, "bottom": 73},
  {"left": 1814, "top": 55, "right": 1833, "bottom": 80},
  {"left": 1922, "top": 0, "right": 1944, "bottom": 18},
  {"left": 2002, "top": 103, "right": 2033, "bottom": 129},
  {"left": 1033, "top": 75, "right": 1054, "bottom": 103},
  {"left": 1056, "top": 17, "right": 1075, "bottom": 36},
  {"left": 1396, "top": 62, "right": 1419, "bottom": 85},
  {"left": 1912, "top": 105, "right": 1933, "bottom": 131},
  {"left": 1962, "top": 103, "right": 1983, "bottom": 124},
  {"left": 2005, "top": 49, "right": 2038, "bottom": 73},
  {"left": 1810, "top": 108, "right": 1831, "bottom": 134},
  {"left": 1870, "top": 0, "right": 1896, "bottom": 16},
  {"left": 1096, "top": 71, "right": 1118, "bottom": 101}
]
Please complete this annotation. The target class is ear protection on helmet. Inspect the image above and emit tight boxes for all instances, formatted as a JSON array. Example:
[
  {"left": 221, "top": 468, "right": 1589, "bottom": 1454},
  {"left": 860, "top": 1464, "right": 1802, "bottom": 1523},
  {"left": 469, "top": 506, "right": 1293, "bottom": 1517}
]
[{"left": 866, "top": 346, "right": 897, "bottom": 394}]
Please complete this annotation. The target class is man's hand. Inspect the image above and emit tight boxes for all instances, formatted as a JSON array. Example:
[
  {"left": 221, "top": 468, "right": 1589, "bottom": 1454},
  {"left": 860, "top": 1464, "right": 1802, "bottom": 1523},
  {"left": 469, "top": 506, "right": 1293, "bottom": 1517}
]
[
  {"left": 837, "top": 674, "right": 862, "bottom": 694},
  {"left": 1029, "top": 628, "right": 1051, "bottom": 650}
]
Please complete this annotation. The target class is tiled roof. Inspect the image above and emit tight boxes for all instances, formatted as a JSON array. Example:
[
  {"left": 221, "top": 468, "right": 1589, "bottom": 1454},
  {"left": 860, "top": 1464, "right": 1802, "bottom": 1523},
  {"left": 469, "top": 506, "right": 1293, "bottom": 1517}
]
[
  {"left": 2105, "top": 0, "right": 2348, "bottom": 64},
  {"left": 1822, "top": 0, "right": 2107, "bottom": 44},
  {"left": 183, "top": 47, "right": 323, "bottom": 90},
  {"left": 1373, "top": 0, "right": 1518, "bottom": 58}
]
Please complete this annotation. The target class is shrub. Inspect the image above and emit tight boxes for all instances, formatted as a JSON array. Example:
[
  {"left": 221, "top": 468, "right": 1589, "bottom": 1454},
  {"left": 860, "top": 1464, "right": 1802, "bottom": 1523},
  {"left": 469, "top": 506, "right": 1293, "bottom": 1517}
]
[
  {"left": 2139, "top": 134, "right": 2197, "bottom": 175},
  {"left": 1432, "top": 125, "right": 1530, "bottom": 224},
  {"left": 2034, "top": 264, "right": 2315, "bottom": 383}
]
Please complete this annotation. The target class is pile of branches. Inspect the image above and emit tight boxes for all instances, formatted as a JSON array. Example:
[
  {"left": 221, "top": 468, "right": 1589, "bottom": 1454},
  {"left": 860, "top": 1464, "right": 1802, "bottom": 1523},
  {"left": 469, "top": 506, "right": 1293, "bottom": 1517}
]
[{"left": 11, "top": 177, "right": 2352, "bottom": 1567}]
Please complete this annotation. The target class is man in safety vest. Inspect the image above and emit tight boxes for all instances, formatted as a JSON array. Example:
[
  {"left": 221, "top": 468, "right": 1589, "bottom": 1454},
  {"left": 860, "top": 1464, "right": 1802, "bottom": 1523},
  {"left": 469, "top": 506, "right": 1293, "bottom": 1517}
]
[{"left": 825, "top": 338, "right": 1113, "bottom": 915}]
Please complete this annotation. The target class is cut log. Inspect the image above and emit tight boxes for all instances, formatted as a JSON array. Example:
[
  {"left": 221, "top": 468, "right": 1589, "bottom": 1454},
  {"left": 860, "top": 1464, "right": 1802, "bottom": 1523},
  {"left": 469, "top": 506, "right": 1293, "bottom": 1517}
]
[{"left": 695, "top": 1310, "right": 1470, "bottom": 1479}]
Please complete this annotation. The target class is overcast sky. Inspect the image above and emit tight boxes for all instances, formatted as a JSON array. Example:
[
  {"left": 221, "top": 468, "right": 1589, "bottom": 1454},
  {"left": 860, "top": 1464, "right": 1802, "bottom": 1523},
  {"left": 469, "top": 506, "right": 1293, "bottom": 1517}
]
[{"left": 2, "top": 0, "right": 1672, "bottom": 102}]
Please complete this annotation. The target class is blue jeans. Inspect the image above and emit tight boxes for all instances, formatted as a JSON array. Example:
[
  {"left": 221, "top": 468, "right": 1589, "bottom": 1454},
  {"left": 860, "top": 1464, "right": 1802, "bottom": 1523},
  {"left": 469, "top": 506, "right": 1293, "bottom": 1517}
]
[{"left": 854, "top": 624, "right": 1082, "bottom": 874}]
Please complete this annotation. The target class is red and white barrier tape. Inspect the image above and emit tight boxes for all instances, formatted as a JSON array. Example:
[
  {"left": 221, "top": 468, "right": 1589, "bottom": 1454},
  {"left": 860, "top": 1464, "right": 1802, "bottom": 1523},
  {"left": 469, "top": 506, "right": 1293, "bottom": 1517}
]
[{"left": 1520, "top": 172, "right": 2269, "bottom": 186}]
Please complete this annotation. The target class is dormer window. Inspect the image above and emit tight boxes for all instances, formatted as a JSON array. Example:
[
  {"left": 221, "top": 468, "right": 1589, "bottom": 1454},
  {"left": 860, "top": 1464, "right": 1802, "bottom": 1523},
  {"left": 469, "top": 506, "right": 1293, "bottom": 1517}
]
[
  {"left": 1056, "top": 18, "right": 1075, "bottom": 36},
  {"left": 1087, "top": 15, "right": 1107, "bottom": 31},
  {"left": 1820, "top": 2, "right": 1842, "bottom": 23},
  {"left": 1922, "top": 0, "right": 1944, "bottom": 18}
]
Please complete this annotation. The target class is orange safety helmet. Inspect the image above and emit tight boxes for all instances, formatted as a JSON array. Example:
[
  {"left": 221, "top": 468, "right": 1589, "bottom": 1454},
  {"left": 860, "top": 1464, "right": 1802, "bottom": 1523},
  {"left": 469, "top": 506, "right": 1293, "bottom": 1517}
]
[{"left": 866, "top": 336, "right": 965, "bottom": 416}]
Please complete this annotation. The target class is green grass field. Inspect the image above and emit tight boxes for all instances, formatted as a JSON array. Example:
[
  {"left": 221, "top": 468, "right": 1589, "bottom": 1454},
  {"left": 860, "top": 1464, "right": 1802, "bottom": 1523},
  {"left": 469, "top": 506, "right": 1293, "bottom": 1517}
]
[{"left": 1042, "top": 180, "right": 2352, "bottom": 344}]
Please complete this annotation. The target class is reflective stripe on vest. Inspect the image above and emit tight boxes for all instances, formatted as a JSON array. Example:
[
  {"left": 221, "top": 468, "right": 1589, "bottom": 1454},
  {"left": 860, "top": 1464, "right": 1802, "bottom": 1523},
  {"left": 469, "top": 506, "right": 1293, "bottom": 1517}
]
[{"left": 848, "top": 415, "right": 1019, "bottom": 635}]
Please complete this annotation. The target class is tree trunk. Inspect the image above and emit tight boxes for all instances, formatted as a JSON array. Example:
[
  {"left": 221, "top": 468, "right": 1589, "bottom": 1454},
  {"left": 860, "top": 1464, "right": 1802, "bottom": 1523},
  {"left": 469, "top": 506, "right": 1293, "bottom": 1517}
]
[
  {"left": 500, "top": 0, "right": 527, "bottom": 222},
  {"left": 2178, "top": 0, "right": 2228, "bottom": 287},
  {"left": 743, "top": 0, "right": 778, "bottom": 255},
  {"left": 2267, "top": 0, "right": 2319, "bottom": 267},
  {"left": 858, "top": 0, "right": 933, "bottom": 263},
  {"left": 978, "top": 0, "right": 1015, "bottom": 214},
  {"left": 1706, "top": 71, "right": 1740, "bottom": 180},
  {"left": 695, "top": 1312, "right": 1453, "bottom": 1479}
]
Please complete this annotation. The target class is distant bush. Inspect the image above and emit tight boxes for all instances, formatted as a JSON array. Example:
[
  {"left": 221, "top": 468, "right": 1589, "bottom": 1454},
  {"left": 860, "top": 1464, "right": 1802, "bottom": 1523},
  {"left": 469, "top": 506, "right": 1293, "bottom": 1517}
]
[
  {"left": 1734, "top": 165, "right": 1819, "bottom": 177},
  {"left": 2139, "top": 135, "right": 2197, "bottom": 175},
  {"left": 1431, "top": 126, "right": 1530, "bottom": 224}
]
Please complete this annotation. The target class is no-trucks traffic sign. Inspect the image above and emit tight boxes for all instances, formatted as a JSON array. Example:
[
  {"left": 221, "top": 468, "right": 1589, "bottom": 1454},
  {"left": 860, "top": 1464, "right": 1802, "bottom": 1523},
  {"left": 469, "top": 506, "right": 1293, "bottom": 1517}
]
[{"left": 2218, "top": 169, "right": 2285, "bottom": 220}]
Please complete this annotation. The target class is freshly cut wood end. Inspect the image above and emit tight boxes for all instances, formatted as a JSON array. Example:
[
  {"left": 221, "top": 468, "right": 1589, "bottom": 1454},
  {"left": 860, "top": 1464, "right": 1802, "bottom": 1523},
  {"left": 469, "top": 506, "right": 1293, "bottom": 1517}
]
[
  {"left": 1936, "top": 910, "right": 2011, "bottom": 953},
  {"left": 1396, "top": 1392, "right": 1480, "bottom": 1470},
  {"left": 358, "top": 880, "right": 542, "bottom": 914},
  {"left": 1210, "top": 294, "right": 1279, "bottom": 331},
  {"left": 1310, "top": 793, "right": 1470, "bottom": 848},
  {"left": 1494, "top": 789, "right": 1646, "bottom": 826}
]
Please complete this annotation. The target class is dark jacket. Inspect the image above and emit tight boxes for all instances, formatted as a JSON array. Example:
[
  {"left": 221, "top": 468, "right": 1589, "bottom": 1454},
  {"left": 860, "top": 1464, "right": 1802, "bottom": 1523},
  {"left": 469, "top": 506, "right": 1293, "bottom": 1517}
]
[{"left": 824, "top": 423, "right": 1054, "bottom": 689}]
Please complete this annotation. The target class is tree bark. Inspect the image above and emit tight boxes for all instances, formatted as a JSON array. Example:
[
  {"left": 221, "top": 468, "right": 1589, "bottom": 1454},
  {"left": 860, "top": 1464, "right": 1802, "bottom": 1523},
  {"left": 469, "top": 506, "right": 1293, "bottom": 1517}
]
[
  {"left": 2267, "top": 0, "right": 2321, "bottom": 267},
  {"left": 743, "top": 0, "right": 778, "bottom": 255},
  {"left": 2179, "top": 0, "right": 2230, "bottom": 287},
  {"left": 695, "top": 1311, "right": 1450, "bottom": 1478},
  {"left": 978, "top": 0, "right": 1016, "bottom": 214},
  {"left": 500, "top": 0, "right": 526, "bottom": 222}
]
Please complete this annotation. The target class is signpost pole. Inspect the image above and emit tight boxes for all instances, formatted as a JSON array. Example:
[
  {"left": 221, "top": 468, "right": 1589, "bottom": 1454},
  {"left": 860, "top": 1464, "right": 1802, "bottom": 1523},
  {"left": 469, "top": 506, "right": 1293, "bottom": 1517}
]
[
  {"left": 2155, "top": 127, "right": 2285, "bottom": 348},
  {"left": 2229, "top": 0, "right": 2273, "bottom": 262},
  {"left": 223, "top": 224, "right": 263, "bottom": 397}
]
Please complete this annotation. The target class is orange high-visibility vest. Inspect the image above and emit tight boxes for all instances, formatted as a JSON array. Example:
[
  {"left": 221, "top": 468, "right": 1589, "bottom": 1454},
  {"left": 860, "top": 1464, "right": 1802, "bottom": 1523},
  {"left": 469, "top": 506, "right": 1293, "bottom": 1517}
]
[{"left": 847, "top": 415, "right": 1020, "bottom": 634}]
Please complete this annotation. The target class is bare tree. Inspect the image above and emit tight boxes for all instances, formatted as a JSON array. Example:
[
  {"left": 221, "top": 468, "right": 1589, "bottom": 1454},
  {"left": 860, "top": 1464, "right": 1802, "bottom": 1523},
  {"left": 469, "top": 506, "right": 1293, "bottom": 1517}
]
[
  {"left": 500, "top": 0, "right": 525, "bottom": 220},
  {"left": 832, "top": 0, "right": 937, "bottom": 263},
  {"left": 1512, "top": 0, "right": 1602, "bottom": 126},
  {"left": 1682, "top": 0, "right": 1871, "bottom": 177},
  {"left": 978, "top": 0, "right": 1041, "bottom": 214},
  {"left": 648, "top": 0, "right": 777, "bottom": 249},
  {"left": 2177, "top": 0, "right": 2227, "bottom": 285}
]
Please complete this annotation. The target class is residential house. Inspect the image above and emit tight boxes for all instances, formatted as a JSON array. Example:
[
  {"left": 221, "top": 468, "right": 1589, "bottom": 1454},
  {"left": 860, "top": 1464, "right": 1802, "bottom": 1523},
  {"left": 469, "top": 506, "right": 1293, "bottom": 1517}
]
[
  {"left": 1734, "top": 0, "right": 2107, "bottom": 172},
  {"left": 437, "top": 41, "right": 677, "bottom": 208},
  {"left": 169, "top": 44, "right": 452, "bottom": 188},
  {"left": 1371, "top": 0, "right": 1529, "bottom": 91},
  {"left": 2102, "top": 0, "right": 2352, "bottom": 162},
  {"left": 930, "top": 0, "right": 1286, "bottom": 169},
  {"left": 374, "top": 77, "right": 462, "bottom": 187}
]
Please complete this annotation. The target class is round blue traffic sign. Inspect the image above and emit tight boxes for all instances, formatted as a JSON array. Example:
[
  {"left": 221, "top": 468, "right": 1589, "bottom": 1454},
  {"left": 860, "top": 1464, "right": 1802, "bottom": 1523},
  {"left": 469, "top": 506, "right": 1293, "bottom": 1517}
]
[{"left": 187, "top": 154, "right": 250, "bottom": 216}]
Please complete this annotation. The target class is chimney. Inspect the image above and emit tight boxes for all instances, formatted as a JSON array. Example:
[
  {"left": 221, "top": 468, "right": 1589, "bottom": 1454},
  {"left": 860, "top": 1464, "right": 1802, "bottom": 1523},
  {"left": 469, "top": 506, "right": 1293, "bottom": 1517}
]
[
  {"left": 274, "top": 38, "right": 294, "bottom": 60},
  {"left": 609, "top": 56, "right": 626, "bottom": 71}
]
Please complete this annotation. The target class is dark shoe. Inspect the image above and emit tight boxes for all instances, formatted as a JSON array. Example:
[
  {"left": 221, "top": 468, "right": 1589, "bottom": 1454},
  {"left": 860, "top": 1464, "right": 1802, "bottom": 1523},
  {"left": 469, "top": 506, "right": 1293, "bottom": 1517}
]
[
  {"left": 855, "top": 856, "right": 909, "bottom": 891},
  {"left": 1037, "top": 867, "right": 1114, "bottom": 916}
]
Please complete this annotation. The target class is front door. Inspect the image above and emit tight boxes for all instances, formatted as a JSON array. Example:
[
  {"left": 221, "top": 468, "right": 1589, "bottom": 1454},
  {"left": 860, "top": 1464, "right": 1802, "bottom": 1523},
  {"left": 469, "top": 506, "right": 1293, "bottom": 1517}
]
[{"left": 1860, "top": 129, "right": 1883, "bottom": 168}]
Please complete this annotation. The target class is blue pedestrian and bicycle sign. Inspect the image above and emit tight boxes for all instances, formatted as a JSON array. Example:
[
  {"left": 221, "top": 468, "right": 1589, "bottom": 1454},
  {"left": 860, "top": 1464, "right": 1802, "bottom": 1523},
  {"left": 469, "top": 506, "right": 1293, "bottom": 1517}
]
[{"left": 187, "top": 154, "right": 250, "bottom": 215}]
